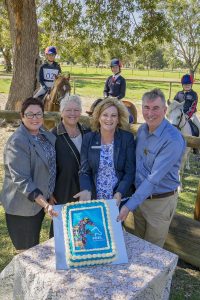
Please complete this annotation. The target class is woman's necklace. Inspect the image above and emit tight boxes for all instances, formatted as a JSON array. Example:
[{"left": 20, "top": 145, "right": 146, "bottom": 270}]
[{"left": 65, "top": 125, "right": 80, "bottom": 138}]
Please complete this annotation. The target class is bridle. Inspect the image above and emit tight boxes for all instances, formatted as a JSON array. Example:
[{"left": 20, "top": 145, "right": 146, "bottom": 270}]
[{"left": 173, "top": 108, "right": 186, "bottom": 130}]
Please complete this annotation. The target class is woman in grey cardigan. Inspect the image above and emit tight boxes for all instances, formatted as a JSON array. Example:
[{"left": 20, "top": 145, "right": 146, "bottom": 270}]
[{"left": 1, "top": 97, "right": 58, "bottom": 250}]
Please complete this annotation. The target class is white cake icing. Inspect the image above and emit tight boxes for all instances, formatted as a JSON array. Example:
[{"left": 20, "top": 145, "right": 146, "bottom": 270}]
[{"left": 62, "top": 200, "right": 116, "bottom": 267}]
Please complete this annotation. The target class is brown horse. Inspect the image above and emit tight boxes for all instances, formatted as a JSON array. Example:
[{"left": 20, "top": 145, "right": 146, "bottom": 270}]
[
  {"left": 44, "top": 74, "right": 71, "bottom": 111},
  {"left": 43, "top": 74, "right": 71, "bottom": 128},
  {"left": 86, "top": 98, "right": 137, "bottom": 124}
]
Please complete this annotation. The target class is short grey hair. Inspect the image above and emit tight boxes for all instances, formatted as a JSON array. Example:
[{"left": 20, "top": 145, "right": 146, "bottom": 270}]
[
  {"left": 142, "top": 89, "right": 166, "bottom": 106},
  {"left": 60, "top": 95, "right": 82, "bottom": 112}
]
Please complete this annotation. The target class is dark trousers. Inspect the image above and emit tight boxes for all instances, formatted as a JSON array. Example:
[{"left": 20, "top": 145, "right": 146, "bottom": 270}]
[{"left": 6, "top": 209, "right": 45, "bottom": 250}]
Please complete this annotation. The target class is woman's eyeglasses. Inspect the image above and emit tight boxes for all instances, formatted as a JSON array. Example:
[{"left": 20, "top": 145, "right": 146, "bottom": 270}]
[{"left": 24, "top": 112, "right": 43, "bottom": 119}]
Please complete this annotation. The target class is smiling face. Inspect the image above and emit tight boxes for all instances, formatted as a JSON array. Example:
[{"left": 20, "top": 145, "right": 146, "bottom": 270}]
[
  {"left": 142, "top": 97, "right": 167, "bottom": 133},
  {"left": 99, "top": 105, "right": 119, "bottom": 133},
  {"left": 61, "top": 101, "right": 81, "bottom": 127},
  {"left": 182, "top": 84, "right": 192, "bottom": 92},
  {"left": 21, "top": 105, "right": 44, "bottom": 135}
]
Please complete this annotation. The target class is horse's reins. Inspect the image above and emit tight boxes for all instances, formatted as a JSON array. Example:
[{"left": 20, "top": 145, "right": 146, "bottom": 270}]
[{"left": 174, "top": 109, "right": 187, "bottom": 130}]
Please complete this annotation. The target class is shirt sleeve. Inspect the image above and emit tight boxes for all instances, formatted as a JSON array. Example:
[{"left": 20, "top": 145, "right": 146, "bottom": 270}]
[
  {"left": 38, "top": 65, "right": 46, "bottom": 88},
  {"left": 174, "top": 91, "right": 185, "bottom": 102},
  {"left": 117, "top": 77, "right": 126, "bottom": 100},
  {"left": 125, "top": 138, "right": 186, "bottom": 211},
  {"left": 103, "top": 77, "right": 110, "bottom": 97}
]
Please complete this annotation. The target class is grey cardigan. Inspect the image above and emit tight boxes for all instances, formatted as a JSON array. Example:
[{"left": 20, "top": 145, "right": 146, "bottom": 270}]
[{"left": 0, "top": 123, "right": 56, "bottom": 216}]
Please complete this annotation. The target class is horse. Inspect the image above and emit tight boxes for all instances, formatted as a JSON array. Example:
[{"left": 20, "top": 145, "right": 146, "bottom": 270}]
[
  {"left": 43, "top": 74, "right": 71, "bottom": 128},
  {"left": 167, "top": 100, "right": 192, "bottom": 188},
  {"left": 86, "top": 98, "right": 137, "bottom": 124}
]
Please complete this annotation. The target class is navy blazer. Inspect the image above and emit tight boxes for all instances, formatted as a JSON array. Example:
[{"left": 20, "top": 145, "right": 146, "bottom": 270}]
[{"left": 79, "top": 128, "right": 136, "bottom": 198}]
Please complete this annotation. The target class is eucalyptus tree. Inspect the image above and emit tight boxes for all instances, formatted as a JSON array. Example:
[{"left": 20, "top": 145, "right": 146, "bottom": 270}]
[{"left": 164, "top": 0, "right": 200, "bottom": 77}]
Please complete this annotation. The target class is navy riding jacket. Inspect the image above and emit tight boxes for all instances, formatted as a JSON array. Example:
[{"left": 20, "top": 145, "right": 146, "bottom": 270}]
[
  {"left": 104, "top": 75, "right": 126, "bottom": 100},
  {"left": 174, "top": 89, "right": 198, "bottom": 118}
]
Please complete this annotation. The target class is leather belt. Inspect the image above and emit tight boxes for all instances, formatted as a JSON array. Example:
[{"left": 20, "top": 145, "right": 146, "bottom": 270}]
[{"left": 147, "top": 189, "right": 177, "bottom": 199}]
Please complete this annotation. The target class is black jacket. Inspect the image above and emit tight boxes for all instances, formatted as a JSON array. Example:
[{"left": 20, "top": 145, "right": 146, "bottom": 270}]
[
  {"left": 51, "top": 122, "right": 89, "bottom": 204},
  {"left": 104, "top": 75, "right": 126, "bottom": 100}
]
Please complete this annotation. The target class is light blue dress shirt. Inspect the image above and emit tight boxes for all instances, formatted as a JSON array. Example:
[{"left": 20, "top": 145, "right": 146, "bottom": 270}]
[{"left": 126, "top": 118, "right": 186, "bottom": 211}]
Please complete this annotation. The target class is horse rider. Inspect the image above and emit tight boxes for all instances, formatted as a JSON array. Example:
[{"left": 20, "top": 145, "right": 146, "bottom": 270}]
[
  {"left": 34, "top": 46, "right": 62, "bottom": 99},
  {"left": 103, "top": 58, "right": 126, "bottom": 100},
  {"left": 174, "top": 74, "right": 200, "bottom": 136}
]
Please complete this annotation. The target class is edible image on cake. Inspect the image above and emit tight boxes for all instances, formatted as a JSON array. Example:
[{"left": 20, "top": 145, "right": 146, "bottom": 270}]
[
  {"left": 62, "top": 200, "right": 116, "bottom": 267},
  {"left": 70, "top": 206, "right": 110, "bottom": 252}
]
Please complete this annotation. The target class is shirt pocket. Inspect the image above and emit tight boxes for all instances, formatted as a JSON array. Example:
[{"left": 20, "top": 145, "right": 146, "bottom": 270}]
[{"left": 143, "top": 150, "right": 157, "bottom": 171}]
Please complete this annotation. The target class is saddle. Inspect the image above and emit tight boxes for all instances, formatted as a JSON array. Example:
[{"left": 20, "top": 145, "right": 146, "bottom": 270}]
[{"left": 188, "top": 119, "right": 199, "bottom": 137}]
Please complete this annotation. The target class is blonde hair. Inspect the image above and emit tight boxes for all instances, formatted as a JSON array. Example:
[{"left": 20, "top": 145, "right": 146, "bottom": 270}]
[
  {"left": 91, "top": 98, "right": 129, "bottom": 131},
  {"left": 60, "top": 94, "right": 82, "bottom": 112}
]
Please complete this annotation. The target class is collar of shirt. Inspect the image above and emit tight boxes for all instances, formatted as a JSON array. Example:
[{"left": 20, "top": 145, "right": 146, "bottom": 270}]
[
  {"left": 144, "top": 118, "right": 168, "bottom": 138},
  {"left": 112, "top": 74, "right": 120, "bottom": 81}
]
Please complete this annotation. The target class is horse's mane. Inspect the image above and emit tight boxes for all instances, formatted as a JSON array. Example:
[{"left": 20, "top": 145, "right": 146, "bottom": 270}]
[
  {"left": 50, "top": 75, "right": 71, "bottom": 104},
  {"left": 167, "top": 100, "right": 184, "bottom": 113}
]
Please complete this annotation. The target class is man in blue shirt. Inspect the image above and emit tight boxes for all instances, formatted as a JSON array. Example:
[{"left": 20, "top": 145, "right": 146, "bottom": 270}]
[{"left": 117, "top": 89, "right": 186, "bottom": 247}]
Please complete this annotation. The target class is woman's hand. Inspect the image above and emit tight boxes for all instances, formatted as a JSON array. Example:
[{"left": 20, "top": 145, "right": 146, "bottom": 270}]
[
  {"left": 35, "top": 194, "right": 58, "bottom": 218},
  {"left": 44, "top": 203, "right": 58, "bottom": 218},
  {"left": 113, "top": 192, "right": 122, "bottom": 207},
  {"left": 49, "top": 194, "right": 57, "bottom": 205},
  {"left": 73, "top": 190, "right": 91, "bottom": 201},
  {"left": 116, "top": 205, "right": 130, "bottom": 222}
]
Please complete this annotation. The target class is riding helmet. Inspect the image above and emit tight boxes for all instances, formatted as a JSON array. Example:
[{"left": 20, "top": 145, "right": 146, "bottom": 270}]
[
  {"left": 110, "top": 58, "right": 122, "bottom": 68},
  {"left": 45, "top": 46, "right": 57, "bottom": 55},
  {"left": 181, "top": 74, "right": 193, "bottom": 85}
]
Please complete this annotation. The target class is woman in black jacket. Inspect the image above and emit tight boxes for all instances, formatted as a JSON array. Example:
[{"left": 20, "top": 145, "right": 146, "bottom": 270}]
[{"left": 49, "top": 95, "right": 89, "bottom": 237}]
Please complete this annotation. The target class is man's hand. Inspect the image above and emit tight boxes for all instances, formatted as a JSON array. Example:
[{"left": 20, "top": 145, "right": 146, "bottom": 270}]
[
  {"left": 113, "top": 192, "right": 122, "bottom": 207},
  {"left": 73, "top": 190, "right": 91, "bottom": 201},
  {"left": 116, "top": 205, "right": 130, "bottom": 222}
]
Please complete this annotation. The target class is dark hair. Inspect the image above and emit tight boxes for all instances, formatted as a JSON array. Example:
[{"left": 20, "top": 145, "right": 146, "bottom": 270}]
[
  {"left": 21, "top": 97, "right": 44, "bottom": 116},
  {"left": 86, "top": 98, "right": 104, "bottom": 116}
]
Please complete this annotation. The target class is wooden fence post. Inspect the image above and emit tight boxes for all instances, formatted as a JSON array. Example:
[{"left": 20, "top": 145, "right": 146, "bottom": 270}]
[
  {"left": 73, "top": 79, "right": 76, "bottom": 94},
  {"left": 194, "top": 180, "right": 200, "bottom": 221}
]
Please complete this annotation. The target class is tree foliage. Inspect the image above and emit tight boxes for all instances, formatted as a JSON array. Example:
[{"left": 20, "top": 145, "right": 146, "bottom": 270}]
[
  {"left": 165, "top": 0, "right": 200, "bottom": 76},
  {"left": 0, "top": 0, "right": 12, "bottom": 72}
]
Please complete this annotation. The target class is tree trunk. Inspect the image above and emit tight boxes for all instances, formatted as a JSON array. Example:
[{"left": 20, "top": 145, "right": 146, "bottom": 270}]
[{"left": 5, "top": 0, "right": 38, "bottom": 110}]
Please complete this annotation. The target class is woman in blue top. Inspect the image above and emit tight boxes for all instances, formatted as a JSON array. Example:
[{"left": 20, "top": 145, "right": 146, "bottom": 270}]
[{"left": 74, "top": 98, "right": 136, "bottom": 207}]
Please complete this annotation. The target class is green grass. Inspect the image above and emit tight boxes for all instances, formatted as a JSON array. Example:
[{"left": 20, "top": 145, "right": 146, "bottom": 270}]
[
  {"left": 0, "top": 65, "right": 200, "bottom": 107},
  {"left": 0, "top": 79, "right": 11, "bottom": 94},
  {"left": 0, "top": 65, "right": 200, "bottom": 298},
  {"left": 1, "top": 154, "right": 199, "bottom": 299}
]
